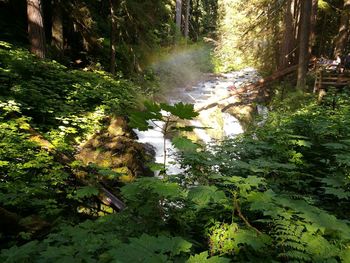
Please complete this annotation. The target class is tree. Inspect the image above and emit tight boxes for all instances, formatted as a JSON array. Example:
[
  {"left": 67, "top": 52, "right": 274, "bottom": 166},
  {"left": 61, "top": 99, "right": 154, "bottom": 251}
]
[
  {"left": 296, "top": 0, "right": 312, "bottom": 89},
  {"left": 176, "top": 0, "right": 182, "bottom": 34},
  {"left": 109, "top": 0, "right": 118, "bottom": 75},
  {"left": 279, "top": 0, "right": 297, "bottom": 70},
  {"left": 309, "top": 0, "right": 318, "bottom": 55},
  {"left": 334, "top": 0, "right": 350, "bottom": 57},
  {"left": 27, "top": 0, "right": 46, "bottom": 58},
  {"left": 184, "top": 0, "right": 191, "bottom": 40},
  {"left": 51, "top": 0, "right": 64, "bottom": 52}
]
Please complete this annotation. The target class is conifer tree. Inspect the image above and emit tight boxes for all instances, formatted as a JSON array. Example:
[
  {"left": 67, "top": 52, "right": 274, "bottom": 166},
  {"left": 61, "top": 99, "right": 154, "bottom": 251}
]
[
  {"left": 334, "top": 0, "right": 350, "bottom": 56},
  {"left": 297, "top": 0, "right": 312, "bottom": 89},
  {"left": 27, "top": 0, "right": 46, "bottom": 58}
]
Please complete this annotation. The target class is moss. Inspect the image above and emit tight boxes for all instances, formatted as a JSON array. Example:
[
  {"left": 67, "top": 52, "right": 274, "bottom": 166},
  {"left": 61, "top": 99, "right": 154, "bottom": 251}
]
[
  {"left": 224, "top": 105, "right": 255, "bottom": 130},
  {"left": 76, "top": 116, "right": 154, "bottom": 180},
  {"left": 114, "top": 167, "right": 135, "bottom": 183}
]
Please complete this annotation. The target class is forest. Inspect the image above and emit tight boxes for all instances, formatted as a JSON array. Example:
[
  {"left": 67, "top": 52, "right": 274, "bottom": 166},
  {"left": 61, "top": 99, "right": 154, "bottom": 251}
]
[{"left": 1, "top": 0, "right": 350, "bottom": 262}]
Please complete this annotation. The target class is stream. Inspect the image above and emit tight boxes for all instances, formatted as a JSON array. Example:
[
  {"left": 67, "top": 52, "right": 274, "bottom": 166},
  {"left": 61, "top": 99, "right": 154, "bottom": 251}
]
[{"left": 135, "top": 68, "right": 261, "bottom": 174}]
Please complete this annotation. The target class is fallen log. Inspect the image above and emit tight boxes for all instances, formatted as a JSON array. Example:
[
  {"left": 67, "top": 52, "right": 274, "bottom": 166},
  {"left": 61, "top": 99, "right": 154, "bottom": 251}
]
[{"left": 196, "top": 65, "right": 298, "bottom": 112}]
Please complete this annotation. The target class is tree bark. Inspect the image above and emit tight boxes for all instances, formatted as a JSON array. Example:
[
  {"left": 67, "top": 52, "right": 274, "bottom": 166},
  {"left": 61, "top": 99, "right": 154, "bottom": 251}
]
[
  {"left": 184, "top": 0, "right": 191, "bottom": 40},
  {"left": 279, "top": 0, "right": 296, "bottom": 70},
  {"left": 309, "top": 0, "right": 318, "bottom": 55},
  {"left": 27, "top": 0, "right": 46, "bottom": 58},
  {"left": 51, "top": 0, "right": 64, "bottom": 51},
  {"left": 334, "top": 0, "right": 350, "bottom": 57},
  {"left": 109, "top": 0, "right": 118, "bottom": 75},
  {"left": 176, "top": 0, "right": 182, "bottom": 33},
  {"left": 297, "top": 0, "right": 312, "bottom": 89},
  {"left": 194, "top": 0, "right": 200, "bottom": 40}
]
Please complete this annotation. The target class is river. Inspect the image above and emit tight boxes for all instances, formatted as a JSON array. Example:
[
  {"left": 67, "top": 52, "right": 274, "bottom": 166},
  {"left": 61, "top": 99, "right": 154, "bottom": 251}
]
[{"left": 134, "top": 68, "right": 261, "bottom": 175}]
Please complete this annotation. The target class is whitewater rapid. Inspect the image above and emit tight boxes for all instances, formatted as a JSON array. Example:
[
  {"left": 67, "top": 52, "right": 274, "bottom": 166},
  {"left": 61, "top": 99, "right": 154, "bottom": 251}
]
[{"left": 134, "top": 68, "right": 261, "bottom": 175}]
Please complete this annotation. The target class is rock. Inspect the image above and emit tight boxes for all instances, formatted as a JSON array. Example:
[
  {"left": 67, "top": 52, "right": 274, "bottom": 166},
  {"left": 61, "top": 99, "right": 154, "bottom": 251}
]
[
  {"left": 107, "top": 117, "right": 136, "bottom": 138},
  {"left": 222, "top": 104, "right": 255, "bottom": 130},
  {"left": 76, "top": 117, "right": 154, "bottom": 183}
]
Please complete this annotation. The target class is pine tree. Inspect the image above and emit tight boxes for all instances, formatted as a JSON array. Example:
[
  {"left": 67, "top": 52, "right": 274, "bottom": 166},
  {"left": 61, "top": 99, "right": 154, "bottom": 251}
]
[
  {"left": 27, "top": 0, "right": 46, "bottom": 58},
  {"left": 334, "top": 0, "right": 350, "bottom": 56},
  {"left": 297, "top": 0, "right": 312, "bottom": 89}
]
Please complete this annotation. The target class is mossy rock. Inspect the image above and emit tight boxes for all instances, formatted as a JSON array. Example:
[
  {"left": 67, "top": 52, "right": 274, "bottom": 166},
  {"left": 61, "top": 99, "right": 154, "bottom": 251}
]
[
  {"left": 113, "top": 167, "right": 135, "bottom": 183},
  {"left": 76, "top": 117, "right": 154, "bottom": 181},
  {"left": 223, "top": 104, "right": 255, "bottom": 130}
]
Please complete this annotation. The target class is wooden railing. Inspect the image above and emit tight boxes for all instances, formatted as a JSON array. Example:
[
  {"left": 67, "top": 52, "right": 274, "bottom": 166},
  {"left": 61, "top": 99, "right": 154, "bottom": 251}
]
[{"left": 314, "top": 63, "right": 350, "bottom": 92}]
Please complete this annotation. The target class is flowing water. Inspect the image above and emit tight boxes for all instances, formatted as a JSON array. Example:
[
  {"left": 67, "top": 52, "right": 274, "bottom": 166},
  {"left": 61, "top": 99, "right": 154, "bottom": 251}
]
[{"left": 134, "top": 68, "right": 261, "bottom": 174}]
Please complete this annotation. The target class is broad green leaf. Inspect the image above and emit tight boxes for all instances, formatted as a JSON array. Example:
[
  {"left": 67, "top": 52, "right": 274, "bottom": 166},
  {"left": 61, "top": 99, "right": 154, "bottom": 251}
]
[
  {"left": 172, "top": 136, "right": 199, "bottom": 151},
  {"left": 107, "top": 234, "right": 192, "bottom": 262},
  {"left": 160, "top": 102, "right": 198, "bottom": 120},
  {"left": 187, "top": 251, "right": 230, "bottom": 263},
  {"left": 188, "top": 186, "right": 227, "bottom": 207},
  {"left": 74, "top": 186, "right": 99, "bottom": 199},
  {"left": 234, "top": 229, "right": 271, "bottom": 251}
]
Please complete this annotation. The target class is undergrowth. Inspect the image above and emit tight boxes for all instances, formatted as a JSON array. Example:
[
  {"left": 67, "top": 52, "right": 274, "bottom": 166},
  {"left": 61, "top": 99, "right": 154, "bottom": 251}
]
[{"left": 1, "top": 41, "right": 350, "bottom": 262}]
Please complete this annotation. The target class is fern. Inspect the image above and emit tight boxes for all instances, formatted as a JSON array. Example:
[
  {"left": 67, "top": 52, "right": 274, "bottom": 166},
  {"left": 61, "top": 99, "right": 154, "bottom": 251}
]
[
  {"left": 273, "top": 219, "right": 310, "bottom": 262},
  {"left": 187, "top": 251, "right": 230, "bottom": 263}
]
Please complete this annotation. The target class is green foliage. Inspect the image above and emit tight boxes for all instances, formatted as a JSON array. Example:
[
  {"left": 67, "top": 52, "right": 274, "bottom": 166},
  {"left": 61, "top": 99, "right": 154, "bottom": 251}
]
[
  {"left": 0, "top": 223, "right": 191, "bottom": 263},
  {"left": 172, "top": 136, "right": 200, "bottom": 152},
  {"left": 215, "top": 0, "right": 281, "bottom": 71},
  {"left": 129, "top": 101, "right": 199, "bottom": 171},
  {"left": 187, "top": 252, "right": 230, "bottom": 263},
  {"left": 209, "top": 222, "right": 271, "bottom": 256},
  {"left": 0, "top": 108, "right": 71, "bottom": 219},
  {"left": 0, "top": 42, "right": 141, "bottom": 248},
  {"left": 0, "top": 42, "right": 138, "bottom": 144},
  {"left": 105, "top": 234, "right": 192, "bottom": 263},
  {"left": 3, "top": 77, "right": 350, "bottom": 262},
  {"left": 129, "top": 101, "right": 199, "bottom": 131},
  {"left": 187, "top": 186, "right": 227, "bottom": 209},
  {"left": 70, "top": 186, "right": 99, "bottom": 200}
]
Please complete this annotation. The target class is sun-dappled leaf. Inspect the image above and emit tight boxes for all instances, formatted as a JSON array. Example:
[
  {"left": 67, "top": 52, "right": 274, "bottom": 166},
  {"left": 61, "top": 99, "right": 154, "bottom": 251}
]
[
  {"left": 172, "top": 136, "right": 199, "bottom": 151},
  {"left": 74, "top": 186, "right": 99, "bottom": 199},
  {"left": 160, "top": 102, "right": 198, "bottom": 119},
  {"left": 187, "top": 251, "right": 230, "bottom": 263}
]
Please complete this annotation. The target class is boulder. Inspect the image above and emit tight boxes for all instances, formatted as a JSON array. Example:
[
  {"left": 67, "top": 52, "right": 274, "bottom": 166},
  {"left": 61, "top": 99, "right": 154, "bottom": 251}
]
[{"left": 76, "top": 117, "right": 155, "bottom": 183}]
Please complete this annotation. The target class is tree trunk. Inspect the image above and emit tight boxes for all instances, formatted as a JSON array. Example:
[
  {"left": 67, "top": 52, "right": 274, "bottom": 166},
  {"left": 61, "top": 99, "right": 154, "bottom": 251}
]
[
  {"left": 184, "top": 0, "right": 191, "bottom": 40},
  {"left": 279, "top": 0, "right": 295, "bottom": 70},
  {"left": 293, "top": 0, "right": 301, "bottom": 62},
  {"left": 309, "top": 0, "right": 318, "bottom": 55},
  {"left": 176, "top": 0, "right": 182, "bottom": 33},
  {"left": 334, "top": 0, "right": 350, "bottom": 57},
  {"left": 190, "top": 0, "right": 200, "bottom": 41},
  {"left": 51, "top": 0, "right": 63, "bottom": 51},
  {"left": 297, "top": 0, "right": 312, "bottom": 89},
  {"left": 27, "top": 0, "right": 46, "bottom": 58},
  {"left": 109, "top": 0, "right": 118, "bottom": 75}
]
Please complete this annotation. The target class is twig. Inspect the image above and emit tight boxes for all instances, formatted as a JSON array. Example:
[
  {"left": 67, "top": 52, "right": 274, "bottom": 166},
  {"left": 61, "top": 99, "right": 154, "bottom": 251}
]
[{"left": 233, "top": 193, "right": 262, "bottom": 235}]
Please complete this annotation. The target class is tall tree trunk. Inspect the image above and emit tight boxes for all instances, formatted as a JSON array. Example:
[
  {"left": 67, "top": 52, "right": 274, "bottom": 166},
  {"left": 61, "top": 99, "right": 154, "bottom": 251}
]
[
  {"left": 297, "top": 0, "right": 312, "bottom": 89},
  {"left": 279, "top": 0, "right": 295, "bottom": 70},
  {"left": 109, "top": 0, "right": 118, "bottom": 75},
  {"left": 176, "top": 0, "right": 182, "bottom": 33},
  {"left": 184, "top": 0, "right": 191, "bottom": 40},
  {"left": 51, "top": 0, "right": 63, "bottom": 51},
  {"left": 293, "top": 0, "right": 301, "bottom": 62},
  {"left": 27, "top": 0, "right": 46, "bottom": 58},
  {"left": 309, "top": 0, "right": 318, "bottom": 53},
  {"left": 193, "top": 0, "right": 200, "bottom": 40},
  {"left": 334, "top": 0, "right": 350, "bottom": 57}
]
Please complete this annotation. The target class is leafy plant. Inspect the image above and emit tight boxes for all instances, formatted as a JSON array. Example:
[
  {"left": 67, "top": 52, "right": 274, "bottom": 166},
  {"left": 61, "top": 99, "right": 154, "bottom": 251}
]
[{"left": 129, "top": 101, "right": 199, "bottom": 172}]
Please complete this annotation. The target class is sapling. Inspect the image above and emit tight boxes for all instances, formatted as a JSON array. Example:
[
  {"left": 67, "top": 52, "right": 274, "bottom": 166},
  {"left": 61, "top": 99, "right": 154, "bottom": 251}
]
[{"left": 129, "top": 101, "right": 199, "bottom": 175}]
